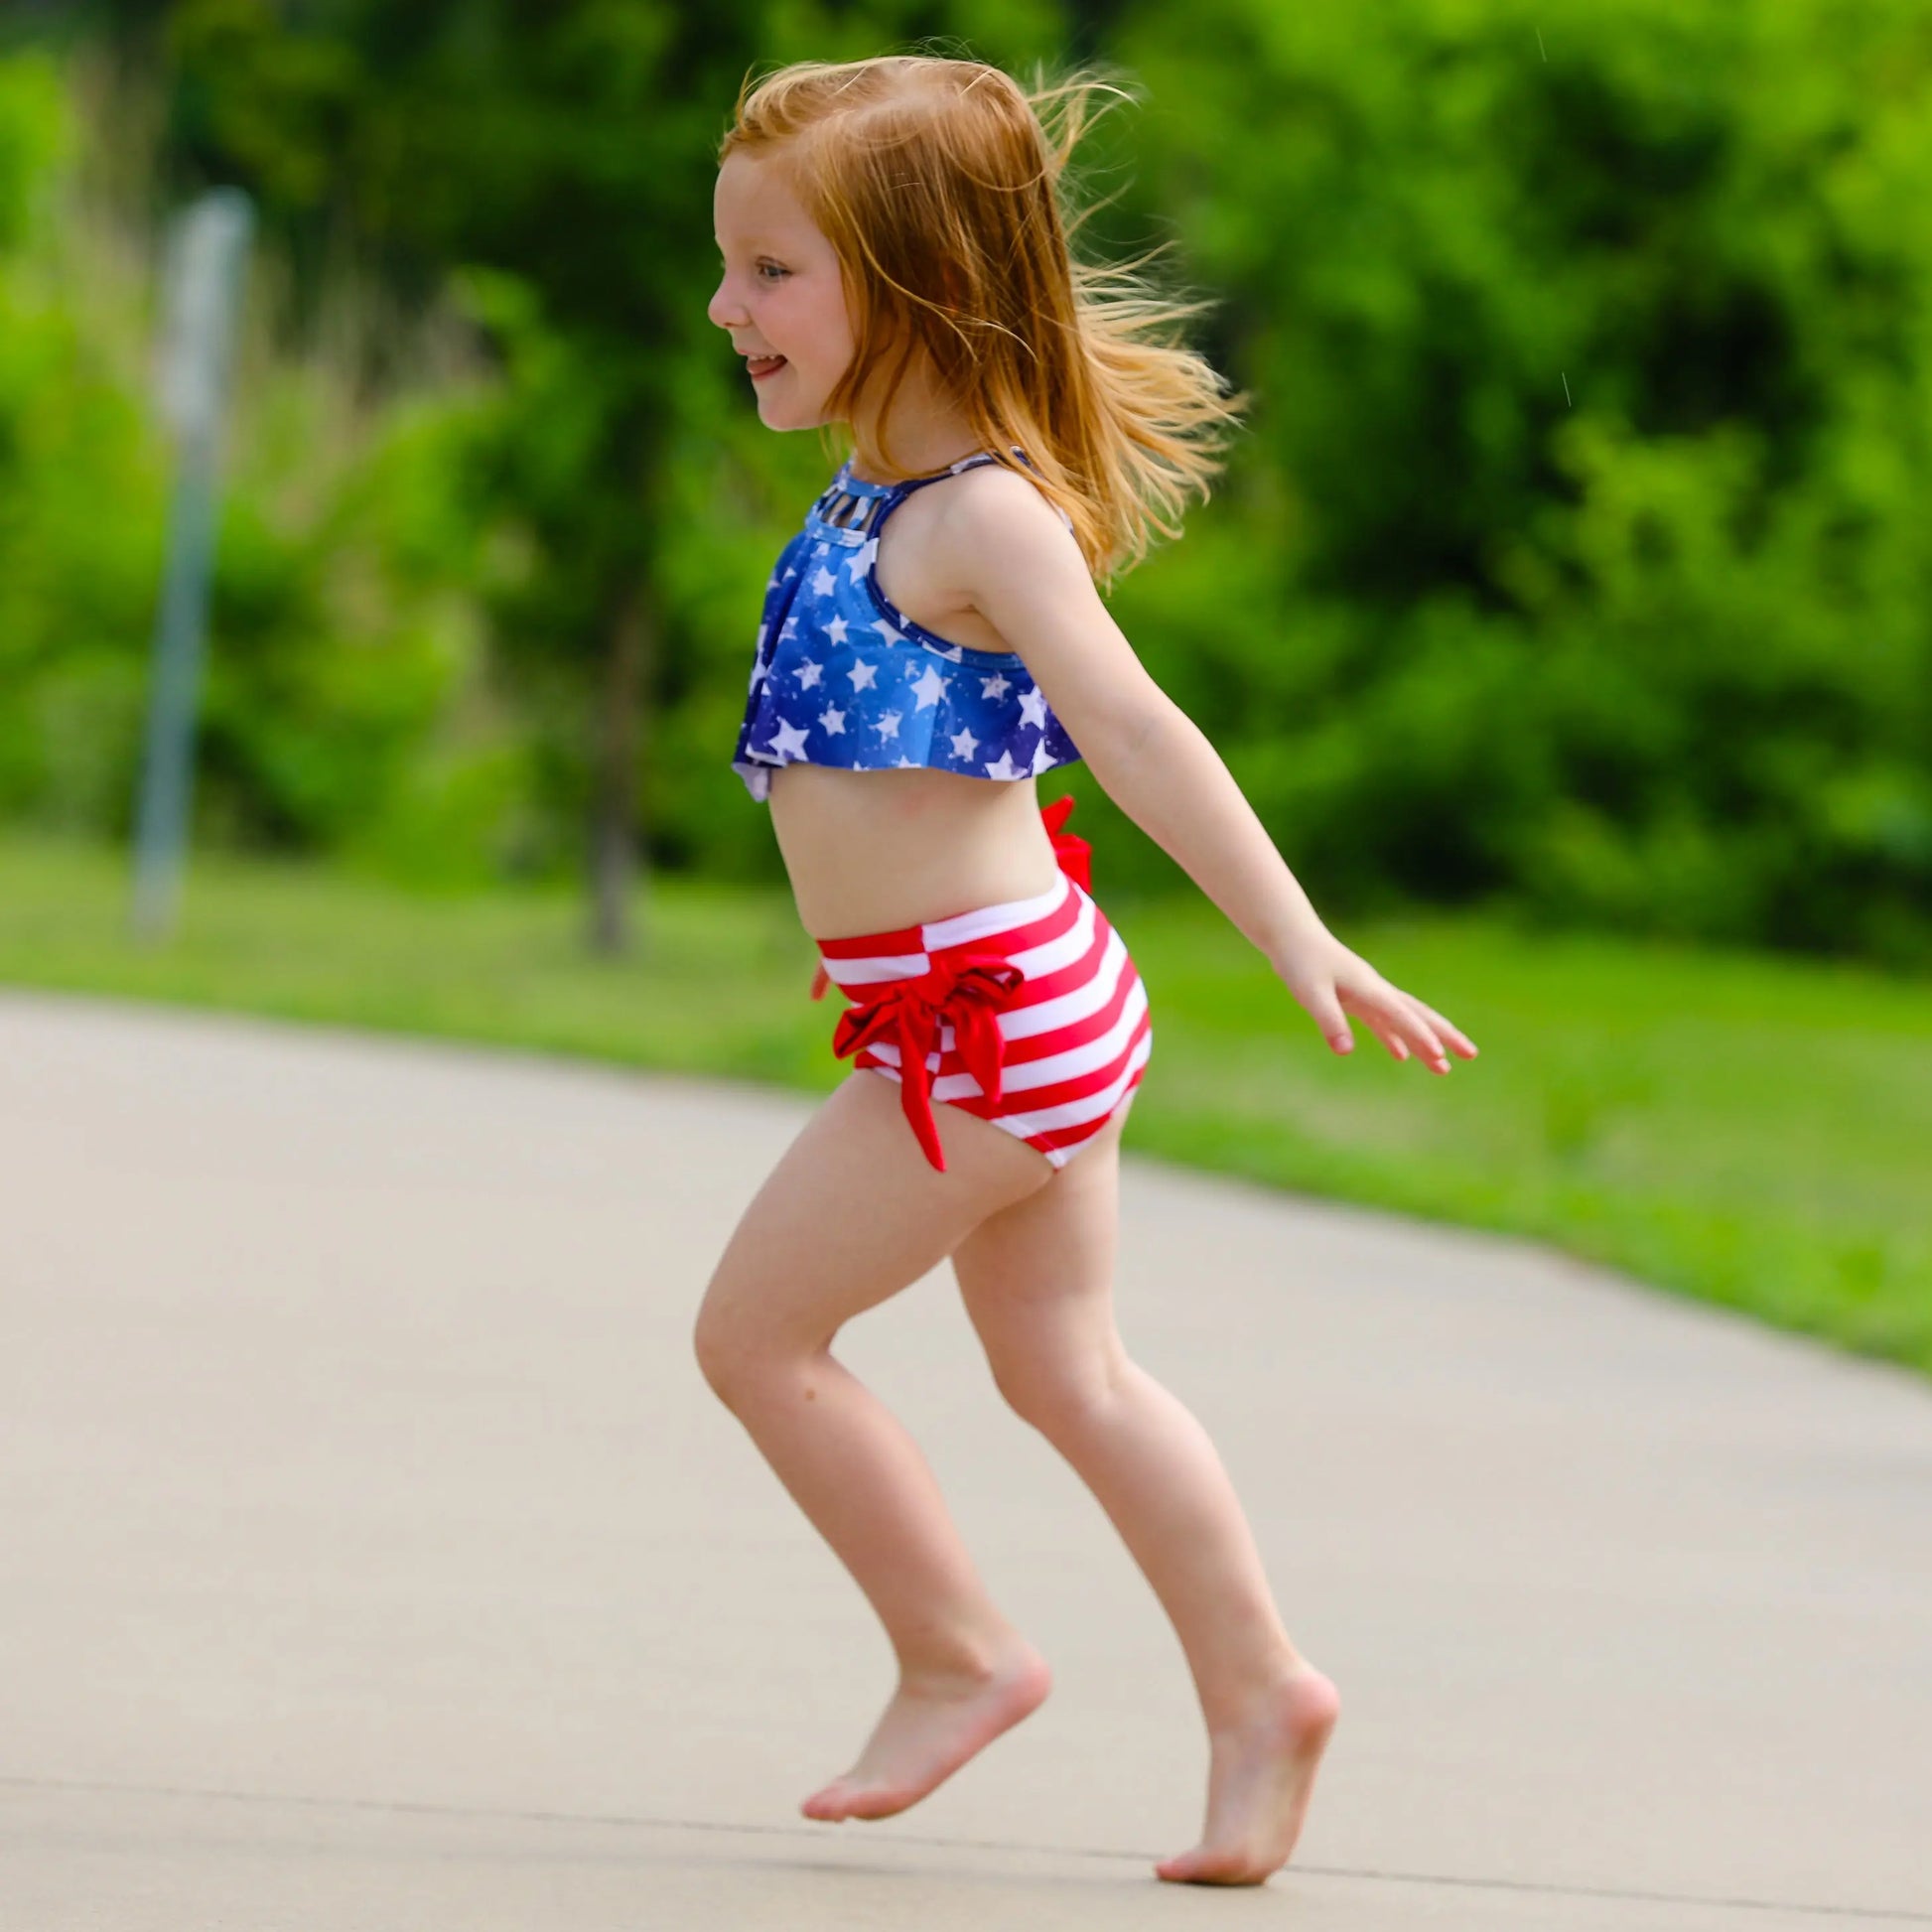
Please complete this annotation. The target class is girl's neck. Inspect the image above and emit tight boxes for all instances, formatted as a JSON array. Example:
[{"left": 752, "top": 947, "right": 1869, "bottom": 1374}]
[
  {"left": 847, "top": 429, "right": 984, "bottom": 485},
  {"left": 845, "top": 370, "right": 982, "bottom": 484}
]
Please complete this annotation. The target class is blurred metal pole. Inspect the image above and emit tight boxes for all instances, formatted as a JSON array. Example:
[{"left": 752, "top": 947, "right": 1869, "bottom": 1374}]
[{"left": 130, "top": 187, "right": 253, "bottom": 945}]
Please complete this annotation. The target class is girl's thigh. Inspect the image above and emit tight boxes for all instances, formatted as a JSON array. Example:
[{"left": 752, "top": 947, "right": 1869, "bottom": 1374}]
[
  {"left": 947, "top": 1093, "right": 1136, "bottom": 1408},
  {"left": 696, "top": 1068, "right": 1056, "bottom": 1366}
]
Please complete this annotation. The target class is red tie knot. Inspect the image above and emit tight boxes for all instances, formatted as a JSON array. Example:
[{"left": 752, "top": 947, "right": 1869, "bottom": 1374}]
[{"left": 914, "top": 952, "right": 1024, "bottom": 1013}]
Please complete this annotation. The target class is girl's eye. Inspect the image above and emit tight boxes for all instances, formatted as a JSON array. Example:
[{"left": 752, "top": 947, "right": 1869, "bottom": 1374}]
[{"left": 757, "top": 262, "right": 788, "bottom": 283}]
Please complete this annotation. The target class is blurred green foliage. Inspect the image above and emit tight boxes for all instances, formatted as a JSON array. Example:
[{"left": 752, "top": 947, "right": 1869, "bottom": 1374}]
[
  {"left": 0, "top": 44, "right": 531, "bottom": 882},
  {"left": 1106, "top": 0, "right": 1932, "bottom": 964},
  {"left": 0, "top": 53, "right": 164, "bottom": 842},
  {"left": 1, "top": 0, "right": 1929, "bottom": 965}
]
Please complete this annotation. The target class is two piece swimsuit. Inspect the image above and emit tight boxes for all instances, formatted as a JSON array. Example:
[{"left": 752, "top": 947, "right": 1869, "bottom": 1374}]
[{"left": 732, "top": 448, "right": 1154, "bottom": 1173}]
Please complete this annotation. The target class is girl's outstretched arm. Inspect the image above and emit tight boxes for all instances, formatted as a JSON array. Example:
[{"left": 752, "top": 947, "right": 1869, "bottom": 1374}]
[{"left": 941, "top": 476, "right": 1479, "bottom": 1073}]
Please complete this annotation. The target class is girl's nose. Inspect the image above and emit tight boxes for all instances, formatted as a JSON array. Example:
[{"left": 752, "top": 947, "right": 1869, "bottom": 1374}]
[{"left": 708, "top": 280, "right": 743, "bottom": 330}]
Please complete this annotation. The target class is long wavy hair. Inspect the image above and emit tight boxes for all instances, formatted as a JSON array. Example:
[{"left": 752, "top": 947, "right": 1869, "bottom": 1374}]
[{"left": 718, "top": 52, "right": 1247, "bottom": 586}]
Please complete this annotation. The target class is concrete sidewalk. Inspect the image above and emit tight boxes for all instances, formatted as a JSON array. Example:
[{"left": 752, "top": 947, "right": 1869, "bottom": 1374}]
[{"left": 2, "top": 985, "right": 1927, "bottom": 1930}]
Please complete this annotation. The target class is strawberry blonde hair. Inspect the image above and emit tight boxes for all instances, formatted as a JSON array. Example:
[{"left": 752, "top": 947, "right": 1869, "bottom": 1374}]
[{"left": 718, "top": 52, "right": 1247, "bottom": 587}]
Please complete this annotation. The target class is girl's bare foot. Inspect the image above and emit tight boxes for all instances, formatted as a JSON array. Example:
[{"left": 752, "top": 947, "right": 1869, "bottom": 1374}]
[
  {"left": 800, "top": 1639, "right": 1052, "bottom": 1822},
  {"left": 1155, "top": 1661, "right": 1341, "bottom": 1885}
]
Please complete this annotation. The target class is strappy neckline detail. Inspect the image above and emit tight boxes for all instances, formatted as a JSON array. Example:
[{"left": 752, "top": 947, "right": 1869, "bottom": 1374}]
[
  {"left": 835, "top": 449, "right": 1000, "bottom": 495},
  {"left": 809, "top": 450, "right": 1007, "bottom": 539},
  {"left": 812, "top": 447, "right": 1033, "bottom": 536}
]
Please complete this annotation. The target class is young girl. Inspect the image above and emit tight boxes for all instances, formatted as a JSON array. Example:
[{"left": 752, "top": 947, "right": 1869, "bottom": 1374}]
[{"left": 696, "top": 52, "right": 1477, "bottom": 1888}]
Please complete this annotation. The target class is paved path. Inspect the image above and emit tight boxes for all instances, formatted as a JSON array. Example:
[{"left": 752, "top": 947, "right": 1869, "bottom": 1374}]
[{"left": 2, "top": 985, "right": 1929, "bottom": 1930}]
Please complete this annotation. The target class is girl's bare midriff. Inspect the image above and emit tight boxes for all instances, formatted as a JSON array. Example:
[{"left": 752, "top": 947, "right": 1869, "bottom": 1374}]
[{"left": 771, "top": 760, "right": 1065, "bottom": 940}]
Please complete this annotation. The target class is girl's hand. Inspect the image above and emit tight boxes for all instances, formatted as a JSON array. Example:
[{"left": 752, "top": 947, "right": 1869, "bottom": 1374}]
[{"left": 1276, "top": 927, "right": 1479, "bottom": 1074}]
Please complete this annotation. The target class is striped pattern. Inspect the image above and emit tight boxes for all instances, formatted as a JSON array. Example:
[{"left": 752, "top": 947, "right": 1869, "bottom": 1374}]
[{"left": 814, "top": 870, "right": 1153, "bottom": 1169}]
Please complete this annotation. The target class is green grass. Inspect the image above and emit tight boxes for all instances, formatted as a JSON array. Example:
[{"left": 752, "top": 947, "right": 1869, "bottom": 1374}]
[{"left": 4, "top": 831, "right": 1929, "bottom": 1378}]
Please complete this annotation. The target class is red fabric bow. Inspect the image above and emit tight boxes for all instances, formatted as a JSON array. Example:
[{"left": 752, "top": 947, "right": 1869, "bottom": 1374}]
[
  {"left": 809, "top": 794, "right": 1090, "bottom": 1004},
  {"left": 830, "top": 952, "right": 1027, "bottom": 1171},
  {"left": 1038, "top": 791, "right": 1092, "bottom": 892}
]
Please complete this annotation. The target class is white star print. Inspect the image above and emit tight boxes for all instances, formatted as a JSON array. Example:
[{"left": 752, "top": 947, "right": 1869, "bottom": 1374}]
[
  {"left": 762, "top": 720, "right": 810, "bottom": 762},
  {"left": 736, "top": 470, "right": 1090, "bottom": 800}
]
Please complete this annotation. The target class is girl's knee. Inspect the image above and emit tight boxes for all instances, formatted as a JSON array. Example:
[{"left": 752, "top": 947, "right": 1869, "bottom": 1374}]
[
  {"left": 692, "top": 1291, "right": 773, "bottom": 1402},
  {"left": 693, "top": 1289, "right": 828, "bottom": 1404},
  {"left": 989, "top": 1342, "right": 1131, "bottom": 1436},
  {"left": 691, "top": 1298, "right": 741, "bottom": 1399}
]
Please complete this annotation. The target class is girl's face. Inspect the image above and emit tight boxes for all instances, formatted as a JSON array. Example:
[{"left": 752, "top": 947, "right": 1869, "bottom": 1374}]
[{"left": 709, "top": 151, "right": 856, "bottom": 431}]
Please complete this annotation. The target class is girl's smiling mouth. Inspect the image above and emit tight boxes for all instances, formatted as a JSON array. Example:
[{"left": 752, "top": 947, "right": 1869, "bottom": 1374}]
[{"left": 748, "top": 354, "right": 788, "bottom": 380}]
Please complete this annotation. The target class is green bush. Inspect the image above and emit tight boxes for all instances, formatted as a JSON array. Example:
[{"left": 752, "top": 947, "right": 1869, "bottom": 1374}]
[
  {"left": 0, "top": 49, "right": 535, "bottom": 886},
  {"left": 1102, "top": 0, "right": 1932, "bottom": 963}
]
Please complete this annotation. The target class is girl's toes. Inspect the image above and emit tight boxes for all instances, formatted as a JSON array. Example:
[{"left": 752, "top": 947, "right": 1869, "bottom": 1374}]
[
  {"left": 1156, "top": 1844, "right": 1267, "bottom": 1886},
  {"left": 800, "top": 1781, "right": 849, "bottom": 1821}
]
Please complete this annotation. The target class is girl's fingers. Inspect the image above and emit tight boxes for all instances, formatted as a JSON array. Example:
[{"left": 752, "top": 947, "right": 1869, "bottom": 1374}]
[
  {"left": 1346, "top": 982, "right": 1449, "bottom": 1071},
  {"left": 1405, "top": 1014, "right": 1451, "bottom": 1070},
  {"left": 1413, "top": 998, "right": 1479, "bottom": 1057},
  {"left": 1374, "top": 990, "right": 1449, "bottom": 1068},
  {"left": 1295, "top": 949, "right": 1475, "bottom": 1070},
  {"left": 1395, "top": 996, "right": 1471, "bottom": 1067},
  {"left": 1299, "top": 973, "right": 1355, "bottom": 1052},
  {"left": 1358, "top": 1009, "right": 1410, "bottom": 1061}
]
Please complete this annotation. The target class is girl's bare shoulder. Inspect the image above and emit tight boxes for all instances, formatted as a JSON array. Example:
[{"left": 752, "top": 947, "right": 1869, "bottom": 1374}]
[
  {"left": 874, "top": 461, "right": 1067, "bottom": 654},
  {"left": 912, "top": 459, "right": 1082, "bottom": 598}
]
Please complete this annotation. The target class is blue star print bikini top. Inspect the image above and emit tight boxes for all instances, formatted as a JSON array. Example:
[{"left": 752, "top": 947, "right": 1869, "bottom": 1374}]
[{"left": 732, "top": 448, "right": 1082, "bottom": 801}]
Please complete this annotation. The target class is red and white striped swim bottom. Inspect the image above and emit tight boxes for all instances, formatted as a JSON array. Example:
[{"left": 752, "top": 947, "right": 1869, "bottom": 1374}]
[{"left": 811, "top": 865, "right": 1153, "bottom": 1173}]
